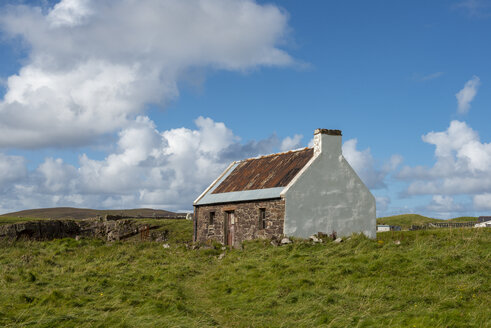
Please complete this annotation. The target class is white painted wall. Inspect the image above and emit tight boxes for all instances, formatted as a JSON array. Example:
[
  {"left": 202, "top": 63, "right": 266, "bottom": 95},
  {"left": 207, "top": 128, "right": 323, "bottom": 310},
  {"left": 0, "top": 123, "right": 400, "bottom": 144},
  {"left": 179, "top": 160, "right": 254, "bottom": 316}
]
[{"left": 283, "top": 132, "right": 376, "bottom": 239}]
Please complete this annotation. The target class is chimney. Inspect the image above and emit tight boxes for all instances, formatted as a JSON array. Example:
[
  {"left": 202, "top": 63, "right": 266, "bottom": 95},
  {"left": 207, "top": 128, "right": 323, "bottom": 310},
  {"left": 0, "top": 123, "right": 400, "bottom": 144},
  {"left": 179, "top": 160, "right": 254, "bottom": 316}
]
[{"left": 313, "top": 129, "right": 342, "bottom": 157}]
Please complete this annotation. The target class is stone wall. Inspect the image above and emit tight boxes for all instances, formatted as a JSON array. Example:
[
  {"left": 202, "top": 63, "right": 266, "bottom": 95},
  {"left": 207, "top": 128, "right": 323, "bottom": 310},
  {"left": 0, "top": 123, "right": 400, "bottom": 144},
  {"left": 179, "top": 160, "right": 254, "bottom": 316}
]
[
  {"left": 194, "top": 198, "right": 285, "bottom": 246},
  {"left": 0, "top": 218, "right": 158, "bottom": 242}
]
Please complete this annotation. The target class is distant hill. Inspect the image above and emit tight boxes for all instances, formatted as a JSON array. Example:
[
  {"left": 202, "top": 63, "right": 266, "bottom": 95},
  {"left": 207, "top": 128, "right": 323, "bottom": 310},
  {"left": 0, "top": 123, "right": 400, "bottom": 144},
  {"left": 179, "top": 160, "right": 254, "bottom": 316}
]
[
  {"left": 377, "top": 214, "right": 478, "bottom": 229},
  {"left": 447, "top": 216, "right": 479, "bottom": 222},
  {"left": 0, "top": 207, "right": 183, "bottom": 220}
]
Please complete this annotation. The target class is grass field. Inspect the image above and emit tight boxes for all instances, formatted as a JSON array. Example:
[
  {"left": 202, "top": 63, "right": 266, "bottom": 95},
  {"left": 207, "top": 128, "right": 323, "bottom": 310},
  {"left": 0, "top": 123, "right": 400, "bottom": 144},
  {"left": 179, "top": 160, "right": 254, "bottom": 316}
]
[
  {"left": 0, "top": 222, "right": 489, "bottom": 327},
  {"left": 376, "top": 214, "right": 479, "bottom": 229}
]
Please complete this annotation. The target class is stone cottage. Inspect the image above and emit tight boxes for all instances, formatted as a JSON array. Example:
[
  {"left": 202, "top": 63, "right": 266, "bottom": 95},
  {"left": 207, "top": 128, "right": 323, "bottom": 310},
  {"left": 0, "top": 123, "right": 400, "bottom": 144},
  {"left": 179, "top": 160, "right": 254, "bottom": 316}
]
[{"left": 193, "top": 129, "right": 376, "bottom": 247}]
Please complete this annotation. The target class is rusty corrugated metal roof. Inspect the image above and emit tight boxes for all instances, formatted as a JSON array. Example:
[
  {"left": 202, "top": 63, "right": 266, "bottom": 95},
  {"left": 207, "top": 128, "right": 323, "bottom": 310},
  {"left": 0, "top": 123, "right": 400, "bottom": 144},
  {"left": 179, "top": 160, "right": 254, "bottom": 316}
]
[{"left": 212, "top": 148, "right": 314, "bottom": 194}]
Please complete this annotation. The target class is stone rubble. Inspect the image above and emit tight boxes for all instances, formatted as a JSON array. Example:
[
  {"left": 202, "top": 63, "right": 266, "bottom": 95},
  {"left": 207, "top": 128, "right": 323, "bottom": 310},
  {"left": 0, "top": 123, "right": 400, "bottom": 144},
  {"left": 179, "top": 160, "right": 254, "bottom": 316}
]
[
  {"left": 280, "top": 237, "right": 292, "bottom": 245},
  {"left": 309, "top": 235, "right": 323, "bottom": 243}
]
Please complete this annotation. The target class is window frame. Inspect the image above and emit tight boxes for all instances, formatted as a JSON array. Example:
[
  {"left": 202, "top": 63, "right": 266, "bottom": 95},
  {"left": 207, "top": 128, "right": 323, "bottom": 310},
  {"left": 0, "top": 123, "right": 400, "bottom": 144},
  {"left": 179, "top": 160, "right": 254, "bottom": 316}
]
[
  {"left": 209, "top": 211, "right": 215, "bottom": 225},
  {"left": 259, "top": 208, "right": 266, "bottom": 230}
]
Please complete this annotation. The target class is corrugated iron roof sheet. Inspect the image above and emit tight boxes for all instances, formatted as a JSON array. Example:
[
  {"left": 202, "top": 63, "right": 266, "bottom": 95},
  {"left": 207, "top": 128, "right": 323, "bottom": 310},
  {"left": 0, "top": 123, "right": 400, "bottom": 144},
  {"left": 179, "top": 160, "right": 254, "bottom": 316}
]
[{"left": 212, "top": 148, "right": 314, "bottom": 194}]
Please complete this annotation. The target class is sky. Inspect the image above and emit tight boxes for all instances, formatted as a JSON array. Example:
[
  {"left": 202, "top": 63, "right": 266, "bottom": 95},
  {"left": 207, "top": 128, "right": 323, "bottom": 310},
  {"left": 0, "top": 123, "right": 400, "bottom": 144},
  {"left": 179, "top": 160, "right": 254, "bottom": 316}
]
[{"left": 0, "top": 0, "right": 490, "bottom": 218}]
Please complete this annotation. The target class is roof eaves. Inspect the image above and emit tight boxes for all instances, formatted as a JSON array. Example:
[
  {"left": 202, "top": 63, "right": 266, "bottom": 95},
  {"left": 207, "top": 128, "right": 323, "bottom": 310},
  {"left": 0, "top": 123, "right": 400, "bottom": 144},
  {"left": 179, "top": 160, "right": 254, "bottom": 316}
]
[{"left": 195, "top": 187, "right": 284, "bottom": 206}]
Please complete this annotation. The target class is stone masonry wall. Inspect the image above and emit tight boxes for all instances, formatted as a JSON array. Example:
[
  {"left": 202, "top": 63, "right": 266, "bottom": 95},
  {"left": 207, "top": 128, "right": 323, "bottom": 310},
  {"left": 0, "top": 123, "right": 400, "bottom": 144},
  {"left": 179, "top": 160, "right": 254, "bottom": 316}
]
[{"left": 194, "top": 198, "right": 285, "bottom": 245}]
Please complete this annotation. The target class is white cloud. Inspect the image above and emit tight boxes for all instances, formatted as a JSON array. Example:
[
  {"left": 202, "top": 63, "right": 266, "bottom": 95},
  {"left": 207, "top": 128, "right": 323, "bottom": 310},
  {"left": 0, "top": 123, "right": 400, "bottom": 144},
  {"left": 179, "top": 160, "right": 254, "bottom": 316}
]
[
  {"left": 473, "top": 193, "right": 491, "bottom": 210},
  {"left": 456, "top": 76, "right": 480, "bottom": 114},
  {"left": 425, "top": 195, "right": 464, "bottom": 213},
  {"left": 0, "top": 117, "right": 303, "bottom": 213},
  {"left": 413, "top": 71, "right": 444, "bottom": 81},
  {"left": 399, "top": 121, "right": 491, "bottom": 204},
  {"left": 0, "top": 153, "right": 27, "bottom": 186},
  {"left": 375, "top": 196, "right": 390, "bottom": 213},
  {"left": 37, "top": 157, "right": 77, "bottom": 193},
  {"left": 454, "top": 0, "right": 491, "bottom": 17},
  {"left": 280, "top": 134, "right": 303, "bottom": 151},
  {"left": 0, "top": 0, "right": 293, "bottom": 148},
  {"left": 342, "top": 139, "right": 402, "bottom": 189}
]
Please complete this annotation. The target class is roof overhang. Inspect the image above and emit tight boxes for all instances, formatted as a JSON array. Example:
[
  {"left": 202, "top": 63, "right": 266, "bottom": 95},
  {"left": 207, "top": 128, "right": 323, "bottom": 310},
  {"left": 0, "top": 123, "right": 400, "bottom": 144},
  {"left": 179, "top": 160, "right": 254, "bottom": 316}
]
[{"left": 194, "top": 187, "right": 284, "bottom": 206}]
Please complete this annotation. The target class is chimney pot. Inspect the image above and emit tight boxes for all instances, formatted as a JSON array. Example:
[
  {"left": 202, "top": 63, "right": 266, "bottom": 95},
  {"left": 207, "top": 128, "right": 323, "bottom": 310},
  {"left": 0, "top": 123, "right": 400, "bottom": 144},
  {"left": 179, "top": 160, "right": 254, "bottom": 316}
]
[{"left": 314, "top": 129, "right": 342, "bottom": 136}]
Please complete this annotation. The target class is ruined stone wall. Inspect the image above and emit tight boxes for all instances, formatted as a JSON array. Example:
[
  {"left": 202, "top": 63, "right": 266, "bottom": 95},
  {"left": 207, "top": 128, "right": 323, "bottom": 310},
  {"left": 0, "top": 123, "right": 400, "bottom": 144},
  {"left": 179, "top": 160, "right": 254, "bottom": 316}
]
[
  {"left": 0, "top": 218, "right": 156, "bottom": 242},
  {"left": 194, "top": 198, "right": 285, "bottom": 245}
]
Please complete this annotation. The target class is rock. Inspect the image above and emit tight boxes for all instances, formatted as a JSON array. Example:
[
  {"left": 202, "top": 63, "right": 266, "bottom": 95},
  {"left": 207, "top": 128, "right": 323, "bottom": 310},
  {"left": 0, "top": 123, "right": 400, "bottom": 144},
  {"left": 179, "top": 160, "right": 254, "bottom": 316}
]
[
  {"left": 221, "top": 246, "right": 227, "bottom": 251},
  {"left": 0, "top": 218, "right": 157, "bottom": 243},
  {"left": 218, "top": 253, "right": 225, "bottom": 260},
  {"left": 162, "top": 243, "right": 170, "bottom": 249},
  {"left": 280, "top": 237, "right": 292, "bottom": 245},
  {"left": 270, "top": 240, "right": 279, "bottom": 247},
  {"left": 309, "top": 235, "right": 320, "bottom": 243},
  {"left": 334, "top": 237, "right": 343, "bottom": 243},
  {"left": 394, "top": 240, "right": 401, "bottom": 245}
]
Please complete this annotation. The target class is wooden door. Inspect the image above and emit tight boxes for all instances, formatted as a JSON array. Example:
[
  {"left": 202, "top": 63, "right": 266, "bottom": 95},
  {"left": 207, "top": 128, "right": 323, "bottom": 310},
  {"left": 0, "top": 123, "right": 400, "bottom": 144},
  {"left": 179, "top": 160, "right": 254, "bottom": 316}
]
[{"left": 225, "top": 211, "right": 235, "bottom": 247}]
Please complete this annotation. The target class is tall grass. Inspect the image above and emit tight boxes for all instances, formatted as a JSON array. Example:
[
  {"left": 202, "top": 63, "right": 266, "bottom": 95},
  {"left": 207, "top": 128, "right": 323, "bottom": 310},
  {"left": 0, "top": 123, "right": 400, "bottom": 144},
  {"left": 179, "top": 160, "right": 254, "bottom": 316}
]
[{"left": 0, "top": 228, "right": 489, "bottom": 327}]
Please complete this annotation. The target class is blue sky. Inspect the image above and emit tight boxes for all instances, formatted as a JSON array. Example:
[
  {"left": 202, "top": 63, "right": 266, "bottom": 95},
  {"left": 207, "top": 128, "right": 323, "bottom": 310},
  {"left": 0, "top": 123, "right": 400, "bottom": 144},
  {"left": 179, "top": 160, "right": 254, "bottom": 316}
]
[{"left": 0, "top": 0, "right": 490, "bottom": 217}]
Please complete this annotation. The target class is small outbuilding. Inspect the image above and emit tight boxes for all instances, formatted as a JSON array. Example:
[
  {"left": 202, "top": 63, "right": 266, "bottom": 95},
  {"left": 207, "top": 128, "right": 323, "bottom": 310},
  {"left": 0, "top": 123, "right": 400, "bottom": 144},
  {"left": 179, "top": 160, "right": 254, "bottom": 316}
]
[{"left": 193, "top": 129, "right": 376, "bottom": 247}]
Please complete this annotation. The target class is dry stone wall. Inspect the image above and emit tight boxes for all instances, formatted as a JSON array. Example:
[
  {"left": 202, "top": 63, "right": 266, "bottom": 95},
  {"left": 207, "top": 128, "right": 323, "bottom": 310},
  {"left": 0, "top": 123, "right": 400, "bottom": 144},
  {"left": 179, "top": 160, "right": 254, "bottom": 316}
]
[{"left": 0, "top": 217, "right": 155, "bottom": 242}]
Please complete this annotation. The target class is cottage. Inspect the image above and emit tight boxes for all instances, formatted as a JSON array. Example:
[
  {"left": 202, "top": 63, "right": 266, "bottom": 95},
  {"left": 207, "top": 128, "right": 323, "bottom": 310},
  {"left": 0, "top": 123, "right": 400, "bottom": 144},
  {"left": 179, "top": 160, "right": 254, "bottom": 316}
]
[{"left": 193, "top": 129, "right": 376, "bottom": 247}]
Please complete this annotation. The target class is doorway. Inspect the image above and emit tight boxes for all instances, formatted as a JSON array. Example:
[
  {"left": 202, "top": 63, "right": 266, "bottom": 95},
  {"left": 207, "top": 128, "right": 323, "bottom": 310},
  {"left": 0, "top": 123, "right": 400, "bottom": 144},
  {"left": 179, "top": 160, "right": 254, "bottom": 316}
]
[{"left": 224, "top": 211, "right": 235, "bottom": 247}]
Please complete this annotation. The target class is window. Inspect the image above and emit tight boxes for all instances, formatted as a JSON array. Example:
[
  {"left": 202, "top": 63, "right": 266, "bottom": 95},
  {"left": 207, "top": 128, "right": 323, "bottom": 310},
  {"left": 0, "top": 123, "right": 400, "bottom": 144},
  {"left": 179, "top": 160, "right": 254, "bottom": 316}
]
[
  {"left": 259, "top": 208, "right": 266, "bottom": 229},
  {"left": 209, "top": 211, "right": 215, "bottom": 225}
]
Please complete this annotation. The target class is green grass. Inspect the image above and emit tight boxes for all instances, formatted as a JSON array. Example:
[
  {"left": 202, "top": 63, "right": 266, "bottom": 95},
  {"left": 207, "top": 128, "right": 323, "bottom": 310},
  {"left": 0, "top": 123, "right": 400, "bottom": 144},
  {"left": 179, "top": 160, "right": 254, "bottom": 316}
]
[
  {"left": 377, "top": 214, "right": 479, "bottom": 229},
  {"left": 0, "top": 217, "right": 52, "bottom": 226},
  {"left": 447, "top": 217, "right": 479, "bottom": 223},
  {"left": 377, "top": 214, "right": 441, "bottom": 229},
  {"left": 128, "top": 219, "right": 193, "bottom": 244},
  {"left": 0, "top": 225, "right": 489, "bottom": 327}
]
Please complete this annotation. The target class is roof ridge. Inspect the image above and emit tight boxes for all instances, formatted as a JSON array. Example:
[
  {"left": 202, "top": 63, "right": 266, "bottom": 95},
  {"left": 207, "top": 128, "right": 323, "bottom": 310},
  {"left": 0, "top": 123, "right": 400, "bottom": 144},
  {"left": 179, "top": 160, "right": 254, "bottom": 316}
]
[{"left": 238, "top": 147, "right": 312, "bottom": 162}]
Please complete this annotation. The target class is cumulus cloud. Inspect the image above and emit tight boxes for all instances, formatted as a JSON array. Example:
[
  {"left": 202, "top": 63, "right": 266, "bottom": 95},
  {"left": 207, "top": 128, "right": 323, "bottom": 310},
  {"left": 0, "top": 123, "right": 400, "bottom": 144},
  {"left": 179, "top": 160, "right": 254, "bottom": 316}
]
[
  {"left": 398, "top": 121, "right": 491, "bottom": 208},
  {"left": 473, "top": 193, "right": 491, "bottom": 210},
  {"left": 456, "top": 76, "right": 480, "bottom": 114},
  {"left": 0, "top": 117, "right": 304, "bottom": 213},
  {"left": 425, "top": 195, "right": 464, "bottom": 214},
  {"left": 280, "top": 134, "right": 303, "bottom": 151},
  {"left": 0, "top": 153, "right": 27, "bottom": 186},
  {"left": 375, "top": 196, "right": 390, "bottom": 213},
  {"left": 342, "top": 139, "right": 402, "bottom": 189},
  {"left": 0, "top": 0, "right": 293, "bottom": 148}
]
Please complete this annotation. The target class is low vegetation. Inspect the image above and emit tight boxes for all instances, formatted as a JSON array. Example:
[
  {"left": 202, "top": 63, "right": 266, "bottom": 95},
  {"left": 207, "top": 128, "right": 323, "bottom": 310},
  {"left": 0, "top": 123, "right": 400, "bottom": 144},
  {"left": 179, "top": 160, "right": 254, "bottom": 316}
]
[
  {"left": 377, "top": 214, "right": 478, "bottom": 229},
  {"left": 0, "top": 217, "right": 52, "bottom": 226},
  {"left": 0, "top": 220, "right": 489, "bottom": 327}
]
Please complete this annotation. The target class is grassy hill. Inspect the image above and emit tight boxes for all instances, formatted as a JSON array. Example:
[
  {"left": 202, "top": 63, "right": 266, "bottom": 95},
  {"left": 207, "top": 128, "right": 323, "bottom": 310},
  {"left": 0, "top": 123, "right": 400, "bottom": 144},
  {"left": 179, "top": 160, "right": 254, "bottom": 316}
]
[
  {"left": 377, "top": 214, "right": 479, "bottom": 229},
  {"left": 0, "top": 207, "right": 182, "bottom": 225},
  {"left": 377, "top": 214, "right": 441, "bottom": 228},
  {"left": 0, "top": 222, "right": 489, "bottom": 327},
  {"left": 447, "top": 216, "right": 479, "bottom": 222}
]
